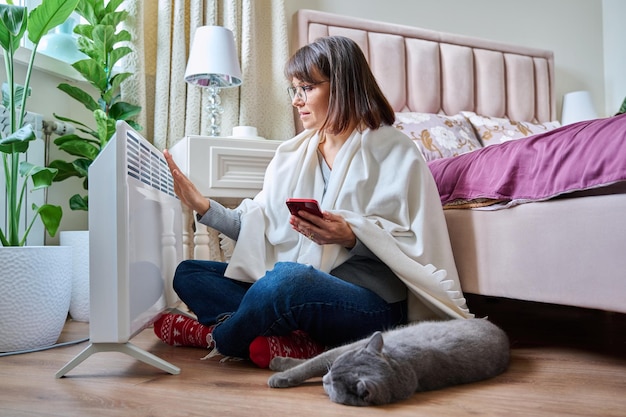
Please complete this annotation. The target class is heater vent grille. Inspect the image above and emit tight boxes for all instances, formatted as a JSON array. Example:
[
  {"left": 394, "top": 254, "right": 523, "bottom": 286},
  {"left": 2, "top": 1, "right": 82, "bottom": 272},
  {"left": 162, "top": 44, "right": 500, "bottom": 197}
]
[{"left": 126, "top": 130, "right": 176, "bottom": 197}]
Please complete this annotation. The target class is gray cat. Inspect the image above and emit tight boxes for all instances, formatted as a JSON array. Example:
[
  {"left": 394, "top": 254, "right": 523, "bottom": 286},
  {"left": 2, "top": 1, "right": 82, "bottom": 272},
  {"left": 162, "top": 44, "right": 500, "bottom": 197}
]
[{"left": 267, "top": 318, "right": 510, "bottom": 406}]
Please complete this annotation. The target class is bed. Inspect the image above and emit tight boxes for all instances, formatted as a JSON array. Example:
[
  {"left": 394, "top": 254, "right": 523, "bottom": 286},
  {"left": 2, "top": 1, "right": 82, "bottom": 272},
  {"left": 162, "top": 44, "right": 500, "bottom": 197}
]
[{"left": 293, "top": 9, "right": 626, "bottom": 314}]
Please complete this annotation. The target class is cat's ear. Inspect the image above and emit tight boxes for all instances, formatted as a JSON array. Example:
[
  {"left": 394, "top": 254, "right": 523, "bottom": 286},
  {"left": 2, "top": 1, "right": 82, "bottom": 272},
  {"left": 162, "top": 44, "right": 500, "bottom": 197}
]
[
  {"left": 356, "top": 379, "right": 374, "bottom": 403},
  {"left": 364, "top": 331, "right": 384, "bottom": 354}
]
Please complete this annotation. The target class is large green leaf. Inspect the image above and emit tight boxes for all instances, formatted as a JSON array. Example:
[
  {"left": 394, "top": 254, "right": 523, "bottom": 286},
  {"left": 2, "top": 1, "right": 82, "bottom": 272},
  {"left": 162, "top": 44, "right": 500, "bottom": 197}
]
[
  {"left": 74, "top": 59, "right": 107, "bottom": 89},
  {"left": 55, "top": 136, "right": 100, "bottom": 159},
  {"left": 91, "top": 0, "right": 106, "bottom": 21},
  {"left": 73, "top": 158, "right": 91, "bottom": 177},
  {"left": 110, "top": 28, "right": 131, "bottom": 44},
  {"left": 0, "top": 4, "right": 26, "bottom": 36},
  {"left": 72, "top": 58, "right": 107, "bottom": 91},
  {"left": 76, "top": 127, "right": 100, "bottom": 140},
  {"left": 69, "top": 194, "right": 88, "bottom": 211},
  {"left": 2, "top": 82, "right": 30, "bottom": 111},
  {"left": 94, "top": 109, "right": 115, "bottom": 144},
  {"left": 100, "top": 10, "right": 128, "bottom": 28},
  {"left": 52, "top": 113, "right": 87, "bottom": 127},
  {"left": 20, "top": 161, "right": 58, "bottom": 189},
  {"left": 0, "top": 125, "right": 36, "bottom": 154},
  {"left": 54, "top": 132, "right": 99, "bottom": 146},
  {"left": 54, "top": 133, "right": 88, "bottom": 146},
  {"left": 0, "top": 4, "right": 27, "bottom": 52},
  {"left": 76, "top": 35, "right": 99, "bottom": 61},
  {"left": 33, "top": 203, "right": 63, "bottom": 237},
  {"left": 103, "top": 72, "right": 130, "bottom": 103},
  {"left": 75, "top": 0, "right": 97, "bottom": 26},
  {"left": 91, "top": 24, "right": 115, "bottom": 60},
  {"left": 73, "top": 23, "right": 93, "bottom": 40},
  {"left": 48, "top": 159, "right": 80, "bottom": 181},
  {"left": 108, "top": 45, "right": 132, "bottom": 69},
  {"left": 27, "top": 0, "right": 80, "bottom": 45},
  {"left": 57, "top": 82, "right": 99, "bottom": 111},
  {"left": 104, "top": 0, "right": 125, "bottom": 16},
  {"left": 0, "top": 229, "right": 9, "bottom": 247},
  {"left": 109, "top": 102, "right": 141, "bottom": 121},
  {"left": 84, "top": 26, "right": 131, "bottom": 64},
  {"left": 125, "top": 120, "right": 143, "bottom": 132}
]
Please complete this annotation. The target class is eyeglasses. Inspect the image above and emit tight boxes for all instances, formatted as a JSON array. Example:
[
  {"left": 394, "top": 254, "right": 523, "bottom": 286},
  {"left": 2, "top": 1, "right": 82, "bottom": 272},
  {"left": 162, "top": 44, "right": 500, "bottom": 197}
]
[{"left": 287, "top": 81, "right": 328, "bottom": 103}]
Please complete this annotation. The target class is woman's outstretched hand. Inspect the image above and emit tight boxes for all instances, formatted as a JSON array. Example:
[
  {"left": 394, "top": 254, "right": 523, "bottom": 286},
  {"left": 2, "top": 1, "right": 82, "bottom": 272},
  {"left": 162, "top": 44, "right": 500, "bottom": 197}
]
[
  {"left": 289, "top": 210, "right": 357, "bottom": 249},
  {"left": 163, "top": 149, "right": 210, "bottom": 216}
]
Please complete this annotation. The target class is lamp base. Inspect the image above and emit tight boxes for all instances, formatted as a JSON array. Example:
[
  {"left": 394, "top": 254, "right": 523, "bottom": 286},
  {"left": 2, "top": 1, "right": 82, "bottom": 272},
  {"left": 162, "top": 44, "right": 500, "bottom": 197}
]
[{"left": 206, "top": 85, "right": 224, "bottom": 136}]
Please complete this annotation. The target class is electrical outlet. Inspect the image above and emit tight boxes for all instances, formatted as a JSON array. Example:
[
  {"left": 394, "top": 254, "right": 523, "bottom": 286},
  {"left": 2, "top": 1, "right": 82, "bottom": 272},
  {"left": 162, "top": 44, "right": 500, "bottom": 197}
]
[{"left": 23, "top": 111, "right": 45, "bottom": 140}]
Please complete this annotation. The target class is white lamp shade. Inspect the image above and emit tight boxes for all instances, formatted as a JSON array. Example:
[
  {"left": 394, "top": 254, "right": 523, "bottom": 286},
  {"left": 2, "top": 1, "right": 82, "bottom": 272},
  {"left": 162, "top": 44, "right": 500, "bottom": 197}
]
[
  {"left": 184, "top": 26, "right": 243, "bottom": 88},
  {"left": 561, "top": 90, "right": 598, "bottom": 125}
]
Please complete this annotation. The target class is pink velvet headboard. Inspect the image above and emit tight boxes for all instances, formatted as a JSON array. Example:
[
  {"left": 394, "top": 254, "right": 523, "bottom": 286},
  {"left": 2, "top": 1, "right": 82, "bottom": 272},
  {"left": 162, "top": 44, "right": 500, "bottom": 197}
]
[{"left": 293, "top": 9, "right": 556, "bottom": 125}]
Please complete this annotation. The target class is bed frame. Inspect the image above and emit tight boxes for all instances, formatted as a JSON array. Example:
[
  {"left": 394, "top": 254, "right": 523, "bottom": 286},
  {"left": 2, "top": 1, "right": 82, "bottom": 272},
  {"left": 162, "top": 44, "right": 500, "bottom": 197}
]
[{"left": 294, "top": 9, "right": 625, "bottom": 314}]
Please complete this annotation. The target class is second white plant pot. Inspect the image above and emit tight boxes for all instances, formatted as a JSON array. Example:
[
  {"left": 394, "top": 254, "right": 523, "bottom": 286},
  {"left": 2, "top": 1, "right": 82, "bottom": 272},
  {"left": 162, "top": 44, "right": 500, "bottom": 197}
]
[{"left": 60, "top": 230, "right": 90, "bottom": 322}]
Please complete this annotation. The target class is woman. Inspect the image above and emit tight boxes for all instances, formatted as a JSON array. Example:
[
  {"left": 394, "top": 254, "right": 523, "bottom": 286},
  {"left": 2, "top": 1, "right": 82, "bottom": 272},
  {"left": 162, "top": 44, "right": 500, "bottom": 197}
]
[{"left": 155, "top": 36, "right": 471, "bottom": 367}]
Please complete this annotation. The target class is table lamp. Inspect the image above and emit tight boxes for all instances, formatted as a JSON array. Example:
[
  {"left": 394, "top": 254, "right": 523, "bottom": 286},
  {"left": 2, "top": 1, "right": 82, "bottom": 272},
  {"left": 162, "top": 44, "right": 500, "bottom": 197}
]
[
  {"left": 184, "top": 26, "right": 243, "bottom": 136},
  {"left": 561, "top": 90, "right": 597, "bottom": 125}
]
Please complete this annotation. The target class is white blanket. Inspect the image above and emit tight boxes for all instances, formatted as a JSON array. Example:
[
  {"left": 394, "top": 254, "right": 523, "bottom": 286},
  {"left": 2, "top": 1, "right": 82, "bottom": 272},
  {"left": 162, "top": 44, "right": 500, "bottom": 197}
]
[{"left": 225, "top": 125, "right": 472, "bottom": 321}]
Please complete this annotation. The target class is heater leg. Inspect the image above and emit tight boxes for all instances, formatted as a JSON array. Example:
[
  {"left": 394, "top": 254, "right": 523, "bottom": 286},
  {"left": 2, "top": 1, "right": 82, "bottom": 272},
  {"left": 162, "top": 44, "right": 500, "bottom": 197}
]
[
  {"left": 55, "top": 343, "right": 99, "bottom": 378},
  {"left": 55, "top": 342, "right": 180, "bottom": 378},
  {"left": 122, "top": 342, "right": 181, "bottom": 375}
]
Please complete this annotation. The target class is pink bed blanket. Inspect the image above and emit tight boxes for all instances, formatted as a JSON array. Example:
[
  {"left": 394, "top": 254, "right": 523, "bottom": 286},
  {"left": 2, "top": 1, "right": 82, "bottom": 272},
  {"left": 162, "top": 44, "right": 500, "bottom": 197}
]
[{"left": 428, "top": 113, "right": 626, "bottom": 209}]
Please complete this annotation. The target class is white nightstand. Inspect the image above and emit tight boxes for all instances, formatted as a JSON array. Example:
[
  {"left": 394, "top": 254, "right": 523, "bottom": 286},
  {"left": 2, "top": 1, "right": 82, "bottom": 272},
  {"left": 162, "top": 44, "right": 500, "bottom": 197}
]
[{"left": 169, "top": 136, "right": 281, "bottom": 260}]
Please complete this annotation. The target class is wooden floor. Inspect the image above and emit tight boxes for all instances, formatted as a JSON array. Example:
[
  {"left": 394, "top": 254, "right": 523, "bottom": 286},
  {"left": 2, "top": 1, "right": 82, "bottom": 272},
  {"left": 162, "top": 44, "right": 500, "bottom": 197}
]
[{"left": 1, "top": 295, "right": 625, "bottom": 417}]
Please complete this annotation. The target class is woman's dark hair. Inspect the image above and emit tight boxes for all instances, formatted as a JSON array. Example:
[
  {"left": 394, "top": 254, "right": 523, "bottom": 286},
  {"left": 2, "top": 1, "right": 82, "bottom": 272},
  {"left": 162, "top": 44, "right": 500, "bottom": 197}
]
[{"left": 285, "top": 36, "right": 395, "bottom": 135}]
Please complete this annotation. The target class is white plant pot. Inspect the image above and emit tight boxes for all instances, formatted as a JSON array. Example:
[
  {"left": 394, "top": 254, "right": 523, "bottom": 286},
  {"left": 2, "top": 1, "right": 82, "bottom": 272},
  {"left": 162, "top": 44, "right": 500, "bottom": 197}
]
[
  {"left": 60, "top": 230, "right": 90, "bottom": 322},
  {"left": 0, "top": 246, "right": 72, "bottom": 352}
]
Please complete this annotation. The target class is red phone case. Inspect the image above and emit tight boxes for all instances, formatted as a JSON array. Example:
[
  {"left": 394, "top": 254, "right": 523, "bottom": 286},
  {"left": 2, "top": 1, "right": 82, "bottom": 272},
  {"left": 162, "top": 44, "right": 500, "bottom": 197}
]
[{"left": 286, "top": 198, "right": 323, "bottom": 217}]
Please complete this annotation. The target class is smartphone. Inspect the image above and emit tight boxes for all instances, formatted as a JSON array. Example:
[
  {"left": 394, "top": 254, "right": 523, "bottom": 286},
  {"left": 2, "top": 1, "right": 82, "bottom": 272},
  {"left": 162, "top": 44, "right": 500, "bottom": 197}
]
[{"left": 286, "top": 198, "right": 323, "bottom": 218}]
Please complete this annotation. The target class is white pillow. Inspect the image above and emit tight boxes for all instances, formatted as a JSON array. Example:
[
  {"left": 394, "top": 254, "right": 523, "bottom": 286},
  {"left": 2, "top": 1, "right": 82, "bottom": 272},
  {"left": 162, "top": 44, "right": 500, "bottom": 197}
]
[
  {"left": 461, "top": 111, "right": 561, "bottom": 146},
  {"left": 393, "top": 112, "right": 483, "bottom": 161}
]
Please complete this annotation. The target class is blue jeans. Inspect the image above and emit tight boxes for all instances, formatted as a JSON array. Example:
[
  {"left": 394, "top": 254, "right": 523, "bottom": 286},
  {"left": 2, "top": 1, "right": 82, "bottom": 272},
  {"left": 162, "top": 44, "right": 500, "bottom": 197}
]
[{"left": 173, "top": 260, "right": 407, "bottom": 358}]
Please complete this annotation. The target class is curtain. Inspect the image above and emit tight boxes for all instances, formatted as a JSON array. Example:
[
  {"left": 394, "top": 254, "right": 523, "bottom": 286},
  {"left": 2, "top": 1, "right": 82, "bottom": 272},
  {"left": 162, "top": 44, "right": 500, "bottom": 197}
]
[{"left": 122, "top": 0, "right": 294, "bottom": 150}]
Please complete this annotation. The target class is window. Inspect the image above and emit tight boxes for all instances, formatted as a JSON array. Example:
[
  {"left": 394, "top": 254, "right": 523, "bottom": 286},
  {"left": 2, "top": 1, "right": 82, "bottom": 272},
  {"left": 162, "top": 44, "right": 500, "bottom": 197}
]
[{"left": 0, "top": 0, "right": 85, "bottom": 80}]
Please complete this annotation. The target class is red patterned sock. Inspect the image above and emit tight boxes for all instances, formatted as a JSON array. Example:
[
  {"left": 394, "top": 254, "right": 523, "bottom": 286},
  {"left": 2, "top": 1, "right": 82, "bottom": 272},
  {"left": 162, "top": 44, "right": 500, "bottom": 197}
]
[
  {"left": 153, "top": 313, "right": 214, "bottom": 348},
  {"left": 249, "top": 330, "right": 326, "bottom": 368}
]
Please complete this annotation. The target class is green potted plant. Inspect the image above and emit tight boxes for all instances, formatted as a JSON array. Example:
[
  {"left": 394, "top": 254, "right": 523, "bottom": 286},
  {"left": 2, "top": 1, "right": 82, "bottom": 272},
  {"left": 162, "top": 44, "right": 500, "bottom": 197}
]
[
  {"left": 0, "top": 0, "right": 79, "bottom": 352},
  {"left": 48, "top": 0, "right": 141, "bottom": 322},
  {"left": 49, "top": 0, "right": 141, "bottom": 212}
]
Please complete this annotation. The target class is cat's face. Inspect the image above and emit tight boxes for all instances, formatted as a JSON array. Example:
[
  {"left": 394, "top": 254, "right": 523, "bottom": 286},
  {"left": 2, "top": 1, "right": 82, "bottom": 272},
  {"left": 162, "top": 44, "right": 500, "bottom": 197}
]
[{"left": 322, "top": 332, "right": 398, "bottom": 406}]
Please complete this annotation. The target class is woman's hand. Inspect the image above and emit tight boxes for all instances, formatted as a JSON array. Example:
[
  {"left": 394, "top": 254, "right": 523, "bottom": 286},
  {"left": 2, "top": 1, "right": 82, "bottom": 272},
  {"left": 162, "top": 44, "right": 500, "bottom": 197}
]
[
  {"left": 163, "top": 149, "right": 210, "bottom": 216},
  {"left": 289, "top": 210, "right": 357, "bottom": 248}
]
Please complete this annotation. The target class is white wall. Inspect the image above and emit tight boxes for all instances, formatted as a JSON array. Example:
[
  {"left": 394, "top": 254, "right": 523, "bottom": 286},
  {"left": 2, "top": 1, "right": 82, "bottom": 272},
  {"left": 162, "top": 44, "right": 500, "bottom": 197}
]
[
  {"left": 285, "top": 0, "right": 614, "bottom": 118},
  {"left": 603, "top": 0, "right": 626, "bottom": 114}
]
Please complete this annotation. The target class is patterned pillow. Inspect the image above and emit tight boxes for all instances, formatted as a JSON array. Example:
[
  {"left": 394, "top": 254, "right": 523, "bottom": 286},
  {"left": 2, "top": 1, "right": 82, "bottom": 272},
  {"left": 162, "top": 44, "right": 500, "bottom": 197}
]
[
  {"left": 461, "top": 111, "right": 561, "bottom": 146},
  {"left": 393, "top": 112, "right": 482, "bottom": 161}
]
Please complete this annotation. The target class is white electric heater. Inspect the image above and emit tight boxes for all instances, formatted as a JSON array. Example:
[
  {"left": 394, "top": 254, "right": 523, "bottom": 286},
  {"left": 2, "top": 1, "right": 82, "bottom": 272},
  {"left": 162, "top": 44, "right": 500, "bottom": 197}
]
[{"left": 57, "top": 122, "right": 183, "bottom": 378}]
